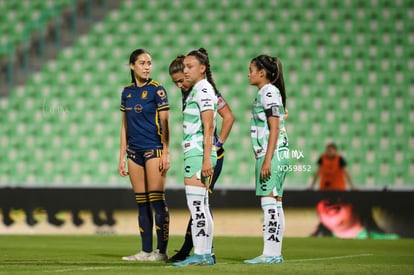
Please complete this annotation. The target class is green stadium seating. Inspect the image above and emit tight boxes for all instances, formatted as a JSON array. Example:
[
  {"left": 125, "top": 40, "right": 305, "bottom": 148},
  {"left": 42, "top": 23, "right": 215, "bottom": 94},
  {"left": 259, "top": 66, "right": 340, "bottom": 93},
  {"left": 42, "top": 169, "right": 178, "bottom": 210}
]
[
  {"left": 0, "top": 0, "right": 412, "bottom": 189},
  {"left": 0, "top": 0, "right": 73, "bottom": 49}
]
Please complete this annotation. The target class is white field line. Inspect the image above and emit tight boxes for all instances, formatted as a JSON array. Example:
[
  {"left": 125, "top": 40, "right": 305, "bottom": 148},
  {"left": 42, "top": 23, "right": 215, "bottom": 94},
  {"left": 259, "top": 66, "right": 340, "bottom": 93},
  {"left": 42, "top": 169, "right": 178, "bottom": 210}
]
[
  {"left": 44, "top": 267, "right": 113, "bottom": 273},
  {"left": 44, "top": 253, "right": 374, "bottom": 272},
  {"left": 286, "top": 253, "right": 374, "bottom": 263}
]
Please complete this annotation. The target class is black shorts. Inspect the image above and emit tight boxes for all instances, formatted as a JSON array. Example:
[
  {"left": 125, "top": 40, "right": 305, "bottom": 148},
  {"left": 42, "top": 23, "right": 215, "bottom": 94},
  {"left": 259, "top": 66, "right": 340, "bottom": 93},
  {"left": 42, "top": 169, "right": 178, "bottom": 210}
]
[
  {"left": 209, "top": 147, "right": 225, "bottom": 191},
  {"left": 127, "top": 148, "right": 163, "bottom": 167}
]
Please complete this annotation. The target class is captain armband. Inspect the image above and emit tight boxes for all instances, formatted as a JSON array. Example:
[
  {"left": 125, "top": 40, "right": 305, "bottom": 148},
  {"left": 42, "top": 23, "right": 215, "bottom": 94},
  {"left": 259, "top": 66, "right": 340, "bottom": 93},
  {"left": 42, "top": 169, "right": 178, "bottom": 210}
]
[{"left": 264, "top": 105, "right": 280, "bottom": 118}]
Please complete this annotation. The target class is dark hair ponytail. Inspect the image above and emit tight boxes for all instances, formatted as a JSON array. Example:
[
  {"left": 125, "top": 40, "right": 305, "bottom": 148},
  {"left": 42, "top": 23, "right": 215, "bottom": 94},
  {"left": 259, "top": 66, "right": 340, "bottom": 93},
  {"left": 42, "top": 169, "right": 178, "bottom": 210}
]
[
  {"left": 168, "top": 54, "right": 185, "bottom": 75},
  {"left": 252, "top": 55, "right": 287, "bottom": 108},
  {"left": 129, "top": 48, "right": 150, "bottom": 85},
  {"left": 187, "top": 48, "right": 218, "bottom": 94}
]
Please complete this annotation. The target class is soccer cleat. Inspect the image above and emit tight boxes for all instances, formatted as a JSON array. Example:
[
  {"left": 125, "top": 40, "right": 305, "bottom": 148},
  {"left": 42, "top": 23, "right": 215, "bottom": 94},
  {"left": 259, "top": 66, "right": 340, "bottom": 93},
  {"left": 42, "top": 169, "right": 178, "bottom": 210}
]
[
  {"left": 148, "top": 249, "right": 168, "bottom": 262},
  {"left": 172, "top": 254, "right": 215, "bottom": 267},
  {"left": 166, "top": 250, "right": 190, "bottom": 263},
  {"left": 122, "top": 251, "right": 151, "bottom": 261},
  {"left": 244, "top": 255, "right": 284, "bottom": 264}
]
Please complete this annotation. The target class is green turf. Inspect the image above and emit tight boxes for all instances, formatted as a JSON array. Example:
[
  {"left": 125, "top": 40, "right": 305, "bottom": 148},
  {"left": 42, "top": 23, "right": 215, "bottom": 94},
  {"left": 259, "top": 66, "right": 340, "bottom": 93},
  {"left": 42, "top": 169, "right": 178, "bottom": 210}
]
[{"left": 0, "top": 235, "right": 413, "bottom": 274}]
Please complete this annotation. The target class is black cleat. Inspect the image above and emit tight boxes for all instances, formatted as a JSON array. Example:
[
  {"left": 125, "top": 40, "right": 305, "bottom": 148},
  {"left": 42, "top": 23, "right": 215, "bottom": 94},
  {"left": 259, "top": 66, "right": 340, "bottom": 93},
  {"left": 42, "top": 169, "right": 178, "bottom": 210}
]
[{"left": 165, "top": 250, "right": 189, "bottom": 263}]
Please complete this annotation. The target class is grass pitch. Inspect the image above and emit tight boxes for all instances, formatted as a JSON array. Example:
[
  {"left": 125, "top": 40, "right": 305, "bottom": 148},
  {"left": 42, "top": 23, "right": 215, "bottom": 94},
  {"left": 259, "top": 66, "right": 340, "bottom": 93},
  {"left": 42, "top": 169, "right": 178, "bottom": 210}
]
[{"left": 0, "top": 235, "right": 413, "bottom": 274}]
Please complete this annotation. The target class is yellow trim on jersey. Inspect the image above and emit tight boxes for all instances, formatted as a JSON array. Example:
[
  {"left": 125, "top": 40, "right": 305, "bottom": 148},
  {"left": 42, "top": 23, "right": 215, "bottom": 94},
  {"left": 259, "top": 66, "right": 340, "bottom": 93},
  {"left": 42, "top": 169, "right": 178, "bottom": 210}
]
[
  {"left": 157, "top": 105, "right": 170, "bottom": 111},
  {"left": 155, "top": 109, "right": 161, "bottom": 137},
  {"left": 124, "top": 82, "right": 134, "bottom": 88},
  {"left": 149, "top": 79, "right": 161, "bottom": 87}
]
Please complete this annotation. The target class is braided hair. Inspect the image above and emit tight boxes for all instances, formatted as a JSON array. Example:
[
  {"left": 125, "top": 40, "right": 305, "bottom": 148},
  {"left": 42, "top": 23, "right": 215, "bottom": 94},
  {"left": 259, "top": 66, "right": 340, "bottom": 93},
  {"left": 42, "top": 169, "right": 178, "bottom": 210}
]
[
  {"left": 186, "top": 48, "right": 218, "bottom": 94},
  {"left": 252, "top": 55, "right": 287, "bottom": 108}
]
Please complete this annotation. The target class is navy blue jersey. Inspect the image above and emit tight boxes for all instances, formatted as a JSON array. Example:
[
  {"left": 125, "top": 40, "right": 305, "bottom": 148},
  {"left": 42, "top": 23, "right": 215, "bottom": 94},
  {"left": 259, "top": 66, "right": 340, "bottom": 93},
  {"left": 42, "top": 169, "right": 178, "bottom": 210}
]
[{"left": 120, "top": 79, "right": 169, "bottom": 150}]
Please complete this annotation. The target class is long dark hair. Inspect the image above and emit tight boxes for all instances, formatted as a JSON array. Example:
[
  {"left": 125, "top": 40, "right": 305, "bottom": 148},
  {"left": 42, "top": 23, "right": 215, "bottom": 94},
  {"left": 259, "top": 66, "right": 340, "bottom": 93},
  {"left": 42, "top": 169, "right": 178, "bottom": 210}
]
[
  {"left": 129, "top": 48, "right": 150, "bottom": 85},
  {"left": 252, "top": 55, "right": 286, "bottom": 107},
  {"left": 186, "top": 48, "right": 218, "bottom": 94},
  {"left": 168, "top": 54, "right": 185, "bottom": 75}
]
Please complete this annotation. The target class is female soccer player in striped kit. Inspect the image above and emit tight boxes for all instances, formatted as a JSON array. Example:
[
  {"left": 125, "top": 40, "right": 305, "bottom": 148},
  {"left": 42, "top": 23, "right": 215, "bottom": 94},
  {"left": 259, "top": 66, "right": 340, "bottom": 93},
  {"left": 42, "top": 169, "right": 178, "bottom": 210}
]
[
  {"left": 167, "top": 54, "right": 235, "bottom": 263},
  {"left": 244, "top": 55, "right": 289, "bottom": 264},
  {"left": 119, "top": 49, "right": 171, "bottom": 262},
  {"left": 172, "top": 48, "right": 219, "bottom": 267}
]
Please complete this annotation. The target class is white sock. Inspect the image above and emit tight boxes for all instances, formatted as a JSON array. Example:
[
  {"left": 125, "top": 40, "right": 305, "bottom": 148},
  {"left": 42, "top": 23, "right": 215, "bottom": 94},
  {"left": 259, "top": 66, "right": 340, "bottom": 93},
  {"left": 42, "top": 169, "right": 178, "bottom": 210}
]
[
  {"left": 261, "top": 197, "right": 279, "bottom": 257},
  {"left": 276, "top": 200, "right": 285, "bottom": 256},
  {"left": 185, "top": 185, "right": 209, "bottom": 255},
  {"left": 204, "top": 190, "right": 214, "bottom": 255}
]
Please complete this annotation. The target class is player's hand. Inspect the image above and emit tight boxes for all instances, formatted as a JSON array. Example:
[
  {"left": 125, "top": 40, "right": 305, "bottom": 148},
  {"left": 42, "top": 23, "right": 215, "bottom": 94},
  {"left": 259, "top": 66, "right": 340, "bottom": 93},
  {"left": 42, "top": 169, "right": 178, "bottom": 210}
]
[
  {"left": 118, "top": 160, "right": 128, "bottom": 177},
  {"left": 202, "top": 158, "right": 214, "bottom": 178},
  {"left": 283, "top": 108, "right": 289, "bottom": 120},
  {"left": 260, "top": 159, "right": 272, "bottom": 180},
  {"left": 159, "top": 152, "right": 170, "bottom": 175}
]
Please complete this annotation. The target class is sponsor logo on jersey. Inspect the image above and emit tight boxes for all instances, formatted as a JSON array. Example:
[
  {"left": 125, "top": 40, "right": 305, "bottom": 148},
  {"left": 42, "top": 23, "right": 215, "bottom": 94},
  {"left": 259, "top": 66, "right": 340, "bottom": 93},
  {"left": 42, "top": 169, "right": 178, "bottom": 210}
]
[
  {"left": 143, "top": 150, "right": 154, "bottom": 158},
  {"left": 157, "top": 89, "right": 167, "bottom": 100},
  {"left": 201, "top": 98, "right": 212, "bottom": 108},
  {"left": 141, "top": 91, "right": 148, "bottom": 99},
  {"left": 134, "top": 104, "right": 143, "bottom": 113}
]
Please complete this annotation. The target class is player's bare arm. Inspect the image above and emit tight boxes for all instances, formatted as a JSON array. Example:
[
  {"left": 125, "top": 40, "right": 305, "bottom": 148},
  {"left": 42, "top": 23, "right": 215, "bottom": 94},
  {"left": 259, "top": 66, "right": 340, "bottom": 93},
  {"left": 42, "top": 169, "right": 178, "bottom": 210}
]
[
  {"left": 118, "top": 112, "right": 128, "bottom": 177},
  {"left": 261, "top": 116, "right": 280, "bottom": 180},
  {"left": 159, "top": 110, "right": 170, "bottom": 174}
]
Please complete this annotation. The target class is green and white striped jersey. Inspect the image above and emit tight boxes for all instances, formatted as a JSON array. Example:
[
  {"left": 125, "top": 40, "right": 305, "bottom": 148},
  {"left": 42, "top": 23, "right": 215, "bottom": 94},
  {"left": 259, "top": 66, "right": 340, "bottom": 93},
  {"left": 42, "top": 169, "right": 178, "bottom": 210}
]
[
  {"left": 182, "top": 79, "right": 217, "bottom": 158},
  {"left": 250, "top": 83, "right": 288, "bottom": 159}
]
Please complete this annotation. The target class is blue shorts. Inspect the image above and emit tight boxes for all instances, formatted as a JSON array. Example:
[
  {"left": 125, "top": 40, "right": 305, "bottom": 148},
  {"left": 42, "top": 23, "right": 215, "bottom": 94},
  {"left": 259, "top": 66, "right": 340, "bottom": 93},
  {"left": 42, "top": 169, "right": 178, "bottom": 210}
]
[{"left": 127, "top": 147, "right": 163, "bottom": 167}]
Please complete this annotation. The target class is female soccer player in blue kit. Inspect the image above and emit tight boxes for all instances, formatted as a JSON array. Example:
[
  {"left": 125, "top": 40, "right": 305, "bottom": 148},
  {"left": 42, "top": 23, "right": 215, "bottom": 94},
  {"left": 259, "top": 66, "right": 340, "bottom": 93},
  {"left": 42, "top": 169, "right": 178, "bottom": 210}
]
[
  {"left": 167, "top": 53, "right": 235, "bottom": 263},
  {"left": 244, "top": 55, "right": 289, "bottom": 265},
  {"left": 119, "top": 49, "right": 171, "bottom": 262}
]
